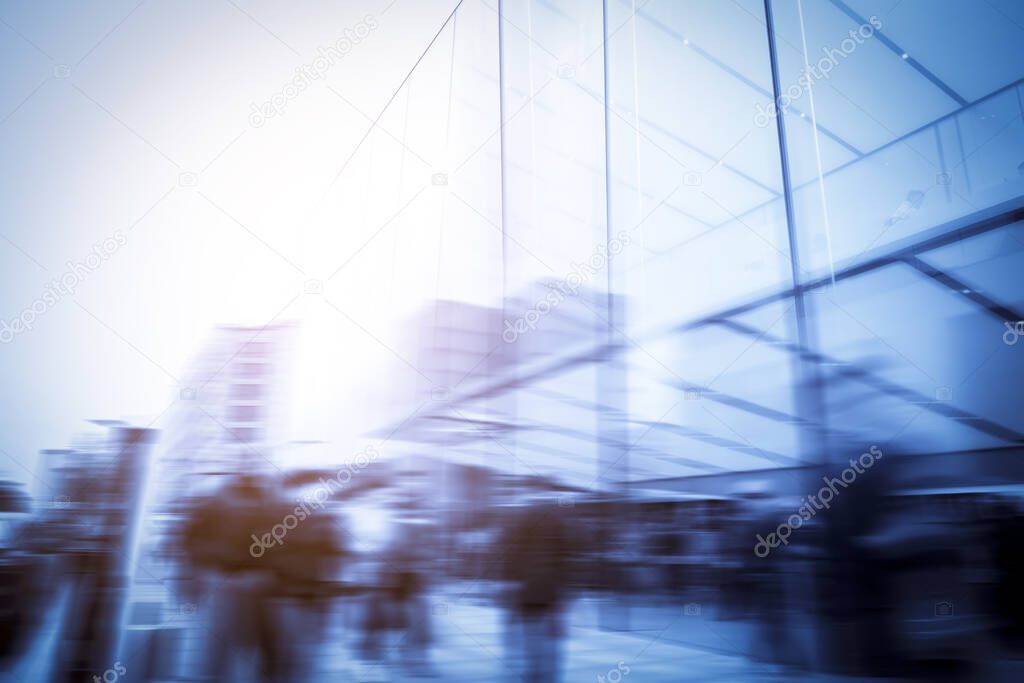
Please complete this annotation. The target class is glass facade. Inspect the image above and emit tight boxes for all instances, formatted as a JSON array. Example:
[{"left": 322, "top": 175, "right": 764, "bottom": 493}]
[{"left": 339, "top": 0, "right": 1024, "bottom": 488}]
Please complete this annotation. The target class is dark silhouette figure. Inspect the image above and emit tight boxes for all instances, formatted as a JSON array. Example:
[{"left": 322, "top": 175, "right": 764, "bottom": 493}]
[
  {"left": 178, "top": 474, "right": 292, "bottom": 682},
  {"left": 358, "top": 526, "right": 434, "bottom": 676},
  {"left": 500, "top": 503, "right": 573, "bottom": 683},
  {"left": 990, "top": 502, "right": 1024, "bottom": 650}
]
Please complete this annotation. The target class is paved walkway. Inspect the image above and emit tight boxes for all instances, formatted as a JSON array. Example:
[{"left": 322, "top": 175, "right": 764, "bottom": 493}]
[
  {"left": 316, "top": 589, "right": 819, "bottom": 682},
  {"left": 12, "top": 584, "right": 1024, "bottom": 681}
]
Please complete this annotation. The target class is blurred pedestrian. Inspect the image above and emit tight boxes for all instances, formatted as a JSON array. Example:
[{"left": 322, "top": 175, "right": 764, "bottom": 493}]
[
  {"left": 500, "top": 503, "right": 573, "bottom": 683},
  {"left": 178, "top": 473, "right": 289, "bottom": 682}
]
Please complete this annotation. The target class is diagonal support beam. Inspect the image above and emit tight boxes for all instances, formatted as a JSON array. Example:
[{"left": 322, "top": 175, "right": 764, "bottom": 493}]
[
  {"left": 904, "top": 256, "right": 1024, "bottom": 324},
  {"left": 715, "top": 318, "right": 1024, "bottom": 444}
]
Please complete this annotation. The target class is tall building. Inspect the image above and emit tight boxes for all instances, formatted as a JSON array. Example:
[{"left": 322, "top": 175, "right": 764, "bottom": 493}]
[
  {"left": 158, "top": 321, "right": 295, "bottom": 500},
  {"left": 383, "top": 283, "right": 615, "bottom": 485}
]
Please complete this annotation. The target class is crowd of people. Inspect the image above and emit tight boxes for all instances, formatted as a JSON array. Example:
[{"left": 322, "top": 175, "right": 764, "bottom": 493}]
[
  {"left": 1, "top": 460, "right": 1023, "bottom": 681},
  {"left": 161, "top": 474, "right": 580, "bottom": 681}
]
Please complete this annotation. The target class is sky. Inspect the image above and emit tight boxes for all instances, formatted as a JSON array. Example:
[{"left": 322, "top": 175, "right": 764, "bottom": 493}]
[{"left": 0, "top": 0, "right": 461, "bottom": 489}]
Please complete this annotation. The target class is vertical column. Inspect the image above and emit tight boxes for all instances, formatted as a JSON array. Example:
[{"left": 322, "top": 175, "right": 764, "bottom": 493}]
[
  {"left": 763, "top": 0, "right": 826, "bottom": 465},
  {"left": 496, "top": 0, "right": 521, "bottom": 489},
  {"left": 764, "top": 0, "right": 828, "bottom": 671},
  {"left": 597, "top": 0, "right": 632, "bottom": 631}
]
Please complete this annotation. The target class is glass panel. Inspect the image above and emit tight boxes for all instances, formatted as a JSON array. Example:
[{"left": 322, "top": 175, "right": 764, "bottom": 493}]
[
  {"left": 606, "top": 0, "right": 793, "bottom": 336},
  {"left": 918, "top": 221, "right": 1024, "bottom": 312},
  {"left": 769, "top": 0, "right": 1024, "bottom": 282},
  {"left": 808, "top": 263, "right": 1024, "bottom": 451}
]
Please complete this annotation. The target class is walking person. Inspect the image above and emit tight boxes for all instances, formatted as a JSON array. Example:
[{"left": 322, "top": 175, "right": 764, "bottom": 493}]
[{"left": 500, "top": 502, "right": 573, "bottom": 683}]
